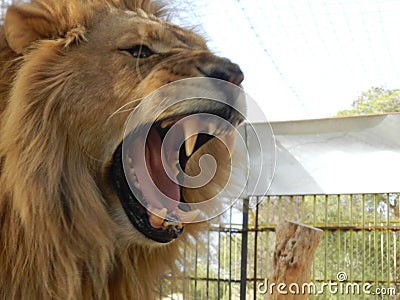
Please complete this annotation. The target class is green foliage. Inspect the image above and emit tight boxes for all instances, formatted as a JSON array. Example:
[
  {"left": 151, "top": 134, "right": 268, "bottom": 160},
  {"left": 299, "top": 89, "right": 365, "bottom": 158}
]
[{"left": 338, "top": 87, "right": 400, "bottom": 116}]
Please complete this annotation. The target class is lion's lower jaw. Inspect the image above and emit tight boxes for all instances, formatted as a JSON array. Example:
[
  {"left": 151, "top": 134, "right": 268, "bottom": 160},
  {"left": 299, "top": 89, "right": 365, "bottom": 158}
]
[{"left": 112, "top": 207, "right": 178, "bottom": 248}]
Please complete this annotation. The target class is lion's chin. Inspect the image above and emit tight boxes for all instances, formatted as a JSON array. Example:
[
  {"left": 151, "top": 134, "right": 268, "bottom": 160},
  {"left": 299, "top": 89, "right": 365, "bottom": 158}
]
[{"left": 109, "top": 108, "right": 242, "bottom": 244}]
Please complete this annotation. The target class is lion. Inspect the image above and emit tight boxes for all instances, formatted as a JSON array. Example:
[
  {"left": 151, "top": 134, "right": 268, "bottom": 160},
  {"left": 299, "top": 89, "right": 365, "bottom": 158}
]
[{"left": 0, "top": 0, "right": 244, "bottom": 299}]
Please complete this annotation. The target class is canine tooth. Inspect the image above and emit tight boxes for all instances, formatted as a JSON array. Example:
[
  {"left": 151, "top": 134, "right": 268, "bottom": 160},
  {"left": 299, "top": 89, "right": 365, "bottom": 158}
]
[
  {"left": 183, "top": 118, "right": 200, "bottom": 156},
  {"left": 161, "top": 121, "right": 170, "bottom": 128},
  {"left": 185, "top": 134, "right": 198, "bottom": 156},
  {"left": 161, "top": 118, "right": 177, "bottom": 128},
  {"left": 149, "top": 208, "right": 167, "bottom": 227},
  {"left": 176, "top": 209, "right": 201, "bottom": 223},
  {"left": 208, "top": 123, "right": 217, "bottom": 135}
]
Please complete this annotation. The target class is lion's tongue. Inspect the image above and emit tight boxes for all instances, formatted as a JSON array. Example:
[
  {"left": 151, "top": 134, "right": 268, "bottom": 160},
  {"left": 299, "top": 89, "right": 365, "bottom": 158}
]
[{"left": 130, "top": 128, "right": 180, "bottom": 212}]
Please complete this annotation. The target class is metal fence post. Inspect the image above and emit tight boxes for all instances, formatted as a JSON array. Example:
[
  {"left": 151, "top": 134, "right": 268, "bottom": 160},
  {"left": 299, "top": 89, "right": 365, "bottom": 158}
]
[{"left": 240, "top": 198, "right": 249, "bottom": 300}]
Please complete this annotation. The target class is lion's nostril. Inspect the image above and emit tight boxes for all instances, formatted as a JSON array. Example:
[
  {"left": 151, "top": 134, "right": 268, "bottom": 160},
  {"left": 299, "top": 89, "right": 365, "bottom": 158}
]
[{"left": 198, "top": 61, "right": 244, "bottom": 86}]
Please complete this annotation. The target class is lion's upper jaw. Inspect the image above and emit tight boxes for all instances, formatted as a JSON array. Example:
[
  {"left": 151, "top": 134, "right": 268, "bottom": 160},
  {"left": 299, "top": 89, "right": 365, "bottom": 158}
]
[{"left": 0, "top": 0, "right": 244, "bottom": 298}]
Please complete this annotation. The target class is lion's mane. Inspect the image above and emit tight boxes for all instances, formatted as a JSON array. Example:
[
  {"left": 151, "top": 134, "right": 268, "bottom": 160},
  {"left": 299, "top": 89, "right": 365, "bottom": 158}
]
[{"left": 0, "top": 1, "right": 193, "bottom": 299}]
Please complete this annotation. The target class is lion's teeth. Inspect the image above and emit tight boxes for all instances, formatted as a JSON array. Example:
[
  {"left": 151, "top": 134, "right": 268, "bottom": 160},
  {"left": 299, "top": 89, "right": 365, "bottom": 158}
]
[
  {"left": 208, "top": 123, "right": 217, "bottom": 135},
  {"left": 185, "top": 134, "right": 198, "bottom": 157},
  {"left": 163, "top": 220, "right": 182, "bottom": 227},
  {"left": 149, "top": 208, "right": 167, "bottom": 227},
  {"left": 158, "top": 208, "right": 168, "bottom": 219},
  {"left": 166, "top": 151, "right": 180, "bottom": 178},
  {"left": 176, "top": 209, "right": 201, "bottom": 223},
  {"left": 183, "top": 118, "right": 200, "bottom": 156},
  {"left": 161, "top": 119, "right": 175, "bottom": 128},
  {"left": 128, "top": 168, "right": 139, "bottom": 186}
]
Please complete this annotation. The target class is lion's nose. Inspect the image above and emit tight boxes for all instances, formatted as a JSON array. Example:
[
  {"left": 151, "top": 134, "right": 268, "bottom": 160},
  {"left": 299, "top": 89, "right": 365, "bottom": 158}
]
[{"left": 198, "top": 58, "right": 244, "bottom": 86}]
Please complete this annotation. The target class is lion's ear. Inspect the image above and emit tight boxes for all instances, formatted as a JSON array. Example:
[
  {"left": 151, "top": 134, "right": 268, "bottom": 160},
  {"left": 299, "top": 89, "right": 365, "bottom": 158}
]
[{"left": 4, "top": 5, "right": 54, "bottom": 54}]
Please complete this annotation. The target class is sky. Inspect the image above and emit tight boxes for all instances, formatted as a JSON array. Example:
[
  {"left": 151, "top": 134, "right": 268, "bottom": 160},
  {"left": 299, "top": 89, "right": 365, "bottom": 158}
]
[{"left": 174, "top": 0, "right": 400, "bottom": 122}]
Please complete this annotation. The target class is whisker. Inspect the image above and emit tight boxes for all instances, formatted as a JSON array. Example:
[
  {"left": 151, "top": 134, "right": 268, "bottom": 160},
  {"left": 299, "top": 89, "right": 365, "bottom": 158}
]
[
  {"left": 83, "top": 150, "right": 107, "bottom": 164},
  {"left": 115, "top": 108, "right": 136, "bottom": 114},
  {"left": 107, "top": 98, "right": 143, "bottom": 122}
]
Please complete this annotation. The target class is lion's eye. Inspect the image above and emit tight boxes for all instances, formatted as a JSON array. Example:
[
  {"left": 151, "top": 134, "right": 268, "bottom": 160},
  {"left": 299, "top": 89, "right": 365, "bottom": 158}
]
[{"left": 126, "top": 45, "right": 154, "bottom": 58}]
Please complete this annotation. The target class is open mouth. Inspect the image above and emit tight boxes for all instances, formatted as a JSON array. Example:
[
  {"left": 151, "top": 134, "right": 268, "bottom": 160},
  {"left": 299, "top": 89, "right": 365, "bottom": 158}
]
[{"left": 110, "top": 105, "right": 243, "bottom": 243}]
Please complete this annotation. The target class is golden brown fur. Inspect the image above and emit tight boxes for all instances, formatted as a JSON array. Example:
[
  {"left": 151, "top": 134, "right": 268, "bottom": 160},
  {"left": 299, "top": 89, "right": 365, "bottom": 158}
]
[{"left": 0, "top": 0, "right": 242, "bottom": 299}]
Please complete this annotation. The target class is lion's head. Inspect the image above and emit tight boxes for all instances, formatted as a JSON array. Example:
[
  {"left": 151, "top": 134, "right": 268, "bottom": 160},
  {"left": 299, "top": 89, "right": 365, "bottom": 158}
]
[{"left": 0, "top": 0, "right": 244, "bottom": 297}]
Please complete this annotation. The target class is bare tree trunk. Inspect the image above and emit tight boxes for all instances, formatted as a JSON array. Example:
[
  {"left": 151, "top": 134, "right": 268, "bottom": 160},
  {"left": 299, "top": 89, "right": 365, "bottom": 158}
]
[{"left": 267, "top": 220, "right": 322, "bottom": 300}]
